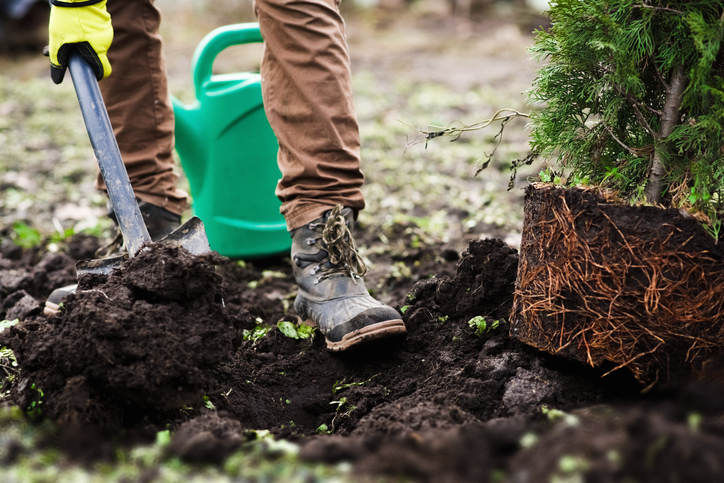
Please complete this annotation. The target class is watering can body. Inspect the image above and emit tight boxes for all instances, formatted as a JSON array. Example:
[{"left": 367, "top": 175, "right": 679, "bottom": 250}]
[{"left": 172, "top": 23, "right": 290, "bottom": 258}]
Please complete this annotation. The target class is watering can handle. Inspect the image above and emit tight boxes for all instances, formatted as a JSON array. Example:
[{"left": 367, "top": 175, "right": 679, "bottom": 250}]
[{"left": 192, "top": 22, "right": 264, "bottom": 99}]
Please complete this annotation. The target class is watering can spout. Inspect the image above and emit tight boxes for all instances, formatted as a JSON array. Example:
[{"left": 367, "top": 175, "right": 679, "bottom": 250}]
[{"left": 172, "top": 97, "right": 205, "bottom": 196}]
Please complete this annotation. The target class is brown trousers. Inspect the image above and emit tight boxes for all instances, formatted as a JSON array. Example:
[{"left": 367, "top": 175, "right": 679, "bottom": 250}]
[{"left": 102, "top": 0, "right": 365, "bottom": 230}]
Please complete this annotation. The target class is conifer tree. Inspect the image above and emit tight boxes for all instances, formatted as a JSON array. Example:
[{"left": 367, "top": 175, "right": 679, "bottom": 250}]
[{"left": 529, "top": 0, "right": 724, "bottom": 231}]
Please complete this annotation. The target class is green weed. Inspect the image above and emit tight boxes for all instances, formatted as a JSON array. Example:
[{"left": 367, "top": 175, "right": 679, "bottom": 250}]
[
  {"left": 468, "top": 316, "right": 503, "bottom": 337},
  {"left": 243, "top": 324, "right": 270, "bottom": 344},
  {"left": 332, "top": 375, "right": 377, "bottom": 395},
  {"left": 11, "top": 221, "right": 41, "bottom": 249},
  {"left": 27, "top": 383, "right": 44, "bottom": 421},
  {"left": 277, "top": 320, "right": 315, "bottom": 340}
]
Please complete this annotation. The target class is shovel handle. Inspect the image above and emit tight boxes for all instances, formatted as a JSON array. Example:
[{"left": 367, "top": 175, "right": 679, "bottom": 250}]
[{"left": 67, "top": 50, "right": 151, "bottom": 257}]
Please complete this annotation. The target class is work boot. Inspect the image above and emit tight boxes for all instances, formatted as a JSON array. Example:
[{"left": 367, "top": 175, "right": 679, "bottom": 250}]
[
  {"left": 292, "top": 205, "right": 406, "bottom": 351},
  {"left": 43, "top": 201, "right": 182, "bottom": 316}
]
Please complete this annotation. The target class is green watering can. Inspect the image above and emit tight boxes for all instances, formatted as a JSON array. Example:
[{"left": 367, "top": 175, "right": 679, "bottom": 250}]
[{"left": 172, "top": 22, "right": 290, "bottom": 259}]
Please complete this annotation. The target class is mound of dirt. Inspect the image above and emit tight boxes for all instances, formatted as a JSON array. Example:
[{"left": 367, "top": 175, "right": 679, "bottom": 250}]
[
  {"left": 203, "top": 238, "right": 623, "bottom": 441},
  {"left": 1, "top": 244, "right": 235, "bottom": 428},
  {"left": 10, "top": 231, "right": 721, "bottom": 481}
]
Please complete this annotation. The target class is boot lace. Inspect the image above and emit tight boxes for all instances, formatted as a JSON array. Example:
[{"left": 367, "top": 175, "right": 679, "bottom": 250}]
[{"left": 312, "top": 205, "right": 368, "bottom": 283}]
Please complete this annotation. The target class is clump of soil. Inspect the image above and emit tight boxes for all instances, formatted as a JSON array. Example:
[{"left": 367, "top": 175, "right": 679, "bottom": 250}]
[
  {"left": 169, "top": 412, "right": 243, "bottom": 464},
  {"left": 1, "top": 244, "right": 235, "bottom": 428}
]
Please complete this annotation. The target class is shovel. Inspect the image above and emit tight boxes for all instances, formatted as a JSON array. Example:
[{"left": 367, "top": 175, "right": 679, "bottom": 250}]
[{"left": 67, "top": 50, "right": 210, "bottom": 276}]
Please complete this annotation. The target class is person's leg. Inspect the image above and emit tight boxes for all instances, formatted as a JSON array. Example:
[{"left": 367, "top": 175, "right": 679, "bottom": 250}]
[
  {"left": 46, "top": 0, "right": 187, "bottom": 316},
  {"left": 255, "top": 0, "right": 365, "bottom": 231},
  {"left": 99, "top": 0, "right": 188, "bottom": 217},
  {"left": 255, "top": 0, "right": 405, "bottom": 350}
]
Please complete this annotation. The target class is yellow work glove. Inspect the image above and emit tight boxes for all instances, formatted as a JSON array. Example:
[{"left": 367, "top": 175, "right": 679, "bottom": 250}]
[{"left": 48, "top": 0, "right": 113, "bottom": 84}]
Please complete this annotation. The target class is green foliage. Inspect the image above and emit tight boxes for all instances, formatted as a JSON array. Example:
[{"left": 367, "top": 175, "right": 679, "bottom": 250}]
[
  {"left": 468, "top": 316, "right": 502, "bottom": 337},
  {"left": 529, "top": 0, "right": 724, "bottom": 223},
  {"left": 27, "top": 383, "right": 44, "bottom": 421},
  {"left": 332, "top": 376, "right": 376, "bottom": 395},
  {"left": 11, "top": 222, "right": 41, "bottom": 249},
  {"left": 49, "top": 227, "right": 75, "bottom": 244},
  {"left": 541, "top": 405, "right": 580, "bottom": 427},
  {"left": 0, "top": 319, "right": 19, "bottom": 334},
  {"left": 276, "top": 321, "right": 315, "bottom": 340},
  {"left": 243, "top": 325, "right": 270, "bottom": 344},
  {"left": 156, "top": 430, "right": 172, "bottom": 448}
]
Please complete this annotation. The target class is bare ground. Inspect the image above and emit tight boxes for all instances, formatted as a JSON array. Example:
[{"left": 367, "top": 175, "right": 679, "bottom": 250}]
[{"left": 2, "top": 5, "right": 722, "bottom": 483}]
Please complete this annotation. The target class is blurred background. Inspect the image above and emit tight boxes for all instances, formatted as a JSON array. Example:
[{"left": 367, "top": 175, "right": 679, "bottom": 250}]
[{"left": 0, "top": 0, "right": 549, "bottom": 253}]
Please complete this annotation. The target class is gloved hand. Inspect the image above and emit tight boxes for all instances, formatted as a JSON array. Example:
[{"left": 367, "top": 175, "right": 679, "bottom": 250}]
[{"left": 48, "top": 0, "right": 113, "bottom": 85}]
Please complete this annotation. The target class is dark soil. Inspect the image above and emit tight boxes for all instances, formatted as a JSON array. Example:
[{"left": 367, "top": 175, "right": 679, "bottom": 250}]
[
  {"left": 1, "top": 244, "right": 235, "bottom": 428},
  {"left": 2, "top": 226, "right": 724, "bottom": 481}
]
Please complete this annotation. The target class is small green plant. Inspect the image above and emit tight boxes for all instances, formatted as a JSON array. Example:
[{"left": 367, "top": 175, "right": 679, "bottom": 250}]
[
  {"left": 468, "top": 316, "right": 503, "bottom": 337},
  {"left": 11, "top": 221, "right": 41, "bottom": 249},
  {"left": 243, "top": 324, "right": 270, "bottom": 344},
  {"left": 0, "top": 319, "right": 19, "bottom": 334},
  {"left": 557, "top": 454, "right": 590, "bottom": 477},
  {"left": 203, "top": 395, "right": 215, "bottom": 410},
  {"left": 330, "top": 396, "right": 348, "bottom": 411},
  {"left": 541, "top": 405, "right": 579, "bottom": 427},
  {"left": 688, "top": 412, "right": 703, "bottom": 432},
  {"left": 27, "top": 383, "right": 44, "bottom": 421},
  {"left": 316, "top": 423, "right": 331, "bottom": 434},
  {"left": 49, "top": 226, "right": 75, "bottom": 244},
  {"left": 539, "top": 167, "right": 553, "bottom": 183},
  {"left": 332, "top": 375, "right": 377, "bottom": 395},
  {"left": 0, "top": 322, "right": 19, "bottom": 399},
  {"left": 390, "top": 261, "right": 412, "bottom": 280},
  {"left": 519, "top": 432, "right": 539, "bottom": 449},
  {"left": 248, "top": 270, "right": 288, "bottom": 289},
  {"left": 277, "top": 320, "right": 315, "bottom": 340},
  {"left": 156, "top": 429, "right": 172, "bottom": 447},
  {"left": 330, "top": 397, "right": 357, "bottom": 419}
]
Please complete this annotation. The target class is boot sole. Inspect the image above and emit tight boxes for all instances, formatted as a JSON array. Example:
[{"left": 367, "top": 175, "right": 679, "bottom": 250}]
[
  {"left": 324, "top": 319, "right": 407, "bottom": 352},
  {"left": 44, "top": 301, "right": 60, "bottom": 317}
]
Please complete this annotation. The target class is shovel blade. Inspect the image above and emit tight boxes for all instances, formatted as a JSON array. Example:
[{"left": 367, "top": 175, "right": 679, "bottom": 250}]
[
  {"left": 76, "top": 216, "right": 212, "bottom": 277},
  {"left": 156, "top": 216, "right": 210, "bottom": 255}
]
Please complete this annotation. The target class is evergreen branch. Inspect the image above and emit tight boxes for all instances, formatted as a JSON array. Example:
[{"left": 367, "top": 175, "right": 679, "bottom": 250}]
[
  {"left": 615, "top": 74, "right": 664, "bottom": 116},
  {"left": 631, "top": 103, "right": 657, "bottom": 138},
  {"left": 633, "top": 4, "right": 684, "bottom": 15},
  {"left": 652, "top": 57, "right": 670, "bottom": 92},
  {"left": 601, "top": 122, "right": 639, "bottom": 157},
  {"left": 614, "top": 85, "right": 659, "bottom": 137}
]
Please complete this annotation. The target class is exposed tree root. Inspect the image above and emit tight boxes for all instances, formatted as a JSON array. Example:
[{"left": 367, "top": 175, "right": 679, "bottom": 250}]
[{"left": 511, "top": 185, "right": 724, "bottom": 384}]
